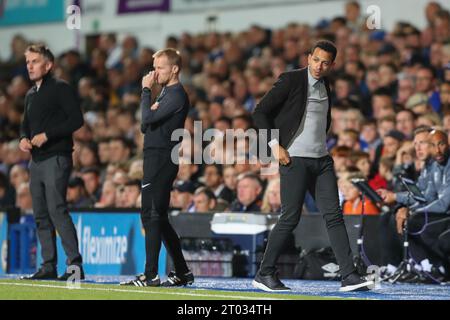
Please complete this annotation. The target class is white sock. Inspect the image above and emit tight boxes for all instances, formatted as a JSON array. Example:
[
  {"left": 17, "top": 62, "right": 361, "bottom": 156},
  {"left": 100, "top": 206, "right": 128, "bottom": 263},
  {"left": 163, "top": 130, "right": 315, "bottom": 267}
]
[{"left": 421, "top": 259, "right": 432, "bottom": 272}]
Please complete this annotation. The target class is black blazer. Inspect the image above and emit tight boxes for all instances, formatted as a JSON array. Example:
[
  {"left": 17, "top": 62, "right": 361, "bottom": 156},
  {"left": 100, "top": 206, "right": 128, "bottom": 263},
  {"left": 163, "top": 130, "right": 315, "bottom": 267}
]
[{"left": 252, "top": 67, "right": 332, "bottom": 149}]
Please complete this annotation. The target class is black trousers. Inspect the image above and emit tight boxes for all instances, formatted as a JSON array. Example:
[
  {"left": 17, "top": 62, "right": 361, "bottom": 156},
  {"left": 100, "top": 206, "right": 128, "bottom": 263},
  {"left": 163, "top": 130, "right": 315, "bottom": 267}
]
[
  {"left": 29, "top": 155, "right": 82, "bottom": 271},
  {"left": 259, "top": 155, "right": 356, "bottom": 278},
  {"left": 379, "top": 211, "right": 403, "bottom": 266},
  {"left": 408, "top": 213, "right": 450, "bottom": 269},
  {"left": 141, "top": 148, "right": 189, "bottom": 278}
]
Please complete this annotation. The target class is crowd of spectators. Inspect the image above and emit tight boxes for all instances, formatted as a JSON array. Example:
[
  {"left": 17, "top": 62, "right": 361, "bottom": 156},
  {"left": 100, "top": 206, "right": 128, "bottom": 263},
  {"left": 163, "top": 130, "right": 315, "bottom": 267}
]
[{"left": 1, "top": 1, "right": 450, "bottom": 219}]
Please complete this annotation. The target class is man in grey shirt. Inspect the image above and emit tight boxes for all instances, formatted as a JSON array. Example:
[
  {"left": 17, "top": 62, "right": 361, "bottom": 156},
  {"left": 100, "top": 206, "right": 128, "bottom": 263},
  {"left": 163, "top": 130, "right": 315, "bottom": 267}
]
[
  {"left": 252, "top": 40, "right": 374, "bottom": 292},
  {"left": 287, "top": 69, "right": 329, "bottom": 158}
]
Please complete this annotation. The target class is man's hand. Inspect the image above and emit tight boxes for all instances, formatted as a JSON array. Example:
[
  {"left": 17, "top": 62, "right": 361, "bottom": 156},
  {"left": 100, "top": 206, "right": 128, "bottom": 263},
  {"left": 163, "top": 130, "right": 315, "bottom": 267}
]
[
  {"left": 142, "top": 71, "right": 157, "bottom": 89},
  {"left": 19, "top": 138, "right": 33, "bottom": 152},
  {"left": 272, "top": 144, "right": 291, "bottom": 166},
  {"left": 377, "top": 189, "right": 396, "bottom": 204},
  {"left": 31, "top": 133, "right": 48, "bottom": 148},
  {"left": 150, "top": 102, "right": 160, "bottom": 110},
  {"left": 396, "top": 207, "right": 410, "bottom": 234}
]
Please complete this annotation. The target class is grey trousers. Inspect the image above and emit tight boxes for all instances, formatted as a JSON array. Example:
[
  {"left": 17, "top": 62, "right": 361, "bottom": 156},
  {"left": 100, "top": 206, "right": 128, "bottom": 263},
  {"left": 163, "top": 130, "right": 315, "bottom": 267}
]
[{"left": 29, "top": 155, "right": 82, "bottom": 271}]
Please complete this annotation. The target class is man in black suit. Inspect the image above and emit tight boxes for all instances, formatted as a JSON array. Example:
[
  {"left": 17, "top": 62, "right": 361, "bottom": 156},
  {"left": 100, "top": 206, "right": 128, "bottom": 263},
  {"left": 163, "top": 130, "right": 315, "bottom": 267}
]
[
  {"left": 252, "top": 40, "right": 374, "bottom": 292},
  {"left": 19, "top": 44, "right": 84, "bottom": 281}
]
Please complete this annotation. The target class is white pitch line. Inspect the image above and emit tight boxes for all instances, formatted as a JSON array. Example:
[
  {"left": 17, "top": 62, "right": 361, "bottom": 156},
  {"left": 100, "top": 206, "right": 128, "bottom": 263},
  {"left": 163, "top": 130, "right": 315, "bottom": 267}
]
[{"left": 0, "top": 282, "right": 286, "bottom": 300}]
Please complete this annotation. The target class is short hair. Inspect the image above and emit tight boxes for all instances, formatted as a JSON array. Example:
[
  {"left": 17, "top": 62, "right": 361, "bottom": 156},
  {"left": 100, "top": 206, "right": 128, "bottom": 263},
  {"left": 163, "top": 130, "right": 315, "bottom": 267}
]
[
  {"left": 25, "top": 44, "right": 55, "bottom": 63},
  {"left": 330, "top": 145, "right": 352, "bottom": 157},
  {"left": 379, "top": 156, "right": 395, "bottom": 171},
  {"left": 153, "top": 48, "right": 182, "bottom": 70},
  {"left": 205, "top": 164, "right": 223, "bottom": 177},
  {"left": 397, "top": 108, "right": 417, "bottom": 121},
  {"left": 310, "top": 40, "right": 338, "bottom": 62},
  {"left": 194, "top": 187, "right": 217, "bottom": 201},
  {"left": 418, "top": 65, "right": 437, "bottom": 79},
  {"left": 125, "top": 179, "right": 141, "bottom": 190},
  {"left": 110, "top": 136, "right": 132, "bottom": 150},
  {"left": 336, "top": 73, "right": 356, "bottom": 85},
  {"left": 341, "top": 129, "right": 360, "bottom": 141},
  {"left": 378, "top": 115, "right": 396, "bottom": 125},
  {"left": 362, "top": 118, "right": 377, "bottom": 127},
  {"left": 80, "top": 167, "right": 100, "bottom": 176},
  {"left": 347, "top": 1, "right": 360, "bottom": 9},
  {"left": 216, "top": 117, "right": 232, "bottom": 127},
  {"left": 237, "top": 172, "right": 263, "bottom": 188},
  {"left": 373, "top": 87, "right": 392, "bottom": 97},
  {"left": 350, "top": 151, "right": 370, "bottom": 163},
  {"left": 380, "top": 62, "right": 398, "bottom": 74}
]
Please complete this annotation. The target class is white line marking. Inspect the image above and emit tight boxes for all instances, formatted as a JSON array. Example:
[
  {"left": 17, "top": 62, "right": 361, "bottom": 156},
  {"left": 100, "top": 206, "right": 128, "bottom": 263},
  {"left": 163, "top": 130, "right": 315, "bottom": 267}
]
[{"left": 0, "top": 282, "right": 286, "bottom": 300}]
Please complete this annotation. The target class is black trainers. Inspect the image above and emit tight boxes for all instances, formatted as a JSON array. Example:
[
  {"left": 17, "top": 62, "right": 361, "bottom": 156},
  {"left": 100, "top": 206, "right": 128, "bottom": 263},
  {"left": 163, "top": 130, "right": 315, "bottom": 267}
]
[
  {"left": 161, "top": 271, "right": 194, "bottom": 287},
  {"left": 20, "top": 268, "right": 58, "bottom": 280},
  {"left": 120, "top": 274, "right": 161, "bottom": 287},
  {"left": 252, "top": 271, "right": 291, "bottom": 292},
  {"left": 58, "top": 266, "right": 85, "bottom": 281},
  {"left": 339, "top": 272, "right": 374, "bottom": 292}
]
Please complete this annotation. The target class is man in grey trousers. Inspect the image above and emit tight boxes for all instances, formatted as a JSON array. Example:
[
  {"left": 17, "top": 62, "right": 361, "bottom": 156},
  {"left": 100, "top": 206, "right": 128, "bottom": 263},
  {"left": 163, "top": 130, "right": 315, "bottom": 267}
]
[{"left": 19, "top": 44, "right": 84, "bottom": 280}]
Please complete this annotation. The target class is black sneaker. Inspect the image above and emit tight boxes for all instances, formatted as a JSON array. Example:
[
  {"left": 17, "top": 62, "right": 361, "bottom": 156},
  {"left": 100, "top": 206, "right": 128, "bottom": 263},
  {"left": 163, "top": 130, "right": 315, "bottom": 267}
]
[
  {"left": 120, "top": 274, "right": 160, "bottom": 287},
  {"left": 58, "top": 266, "right": 85, "bottom": 281},
  {"left": 161, "top": 271, "right": 194, "bottom": 287},
  {"left": 340, "top": 272, "right": 374, "bottom": 292},
  {"left": 20, "top": 268, "right": 58, "bottom": 280},
  {"left": 252, "top": 271, "right": 291, "bottom": 292}
]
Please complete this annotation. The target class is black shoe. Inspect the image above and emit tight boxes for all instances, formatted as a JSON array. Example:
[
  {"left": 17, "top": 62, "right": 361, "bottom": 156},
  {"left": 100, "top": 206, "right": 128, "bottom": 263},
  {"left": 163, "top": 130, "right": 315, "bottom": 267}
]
[
  {"left": 120, "top": 274, "right": 161, "bottom": 287},
  {"left": 161, "top": 271, "right": 194, "bottom": 287},
  {"left": 58, "top": 266, "right": 85, "bottom": 281},
  {"left": 21, "top": 268, "right": 57, "bottom": 280},
  {"left": 340, "top": 272, "right": 374, "bottom": 292},
  {"left": 252, "top": 271, "right": 291, "bottom": 292}
]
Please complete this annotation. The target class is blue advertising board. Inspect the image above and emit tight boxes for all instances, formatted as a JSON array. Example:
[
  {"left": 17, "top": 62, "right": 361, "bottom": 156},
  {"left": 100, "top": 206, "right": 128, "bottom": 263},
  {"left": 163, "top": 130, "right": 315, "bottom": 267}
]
[
  {"left": 37, "top": 211, "right": 166, "bottom": 276},
  {"left": 0, "top": 212, "right": 7, "bottom": 276},
  {"left": 0, "top": 0, "right": 65, "bottom": 26}
]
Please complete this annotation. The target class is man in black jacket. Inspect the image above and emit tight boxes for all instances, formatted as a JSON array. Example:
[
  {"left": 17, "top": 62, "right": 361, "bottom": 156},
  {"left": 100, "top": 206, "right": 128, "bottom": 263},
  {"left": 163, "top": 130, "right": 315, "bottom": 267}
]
[
  {"left": 19, "top": 44, "right": 84, "bottom": 281},
  {"left": 252, "top": 40, "right": 373, "bottom": 292},
  {"left": 121, "top": 48, "right": 193, "bottom": 287}
]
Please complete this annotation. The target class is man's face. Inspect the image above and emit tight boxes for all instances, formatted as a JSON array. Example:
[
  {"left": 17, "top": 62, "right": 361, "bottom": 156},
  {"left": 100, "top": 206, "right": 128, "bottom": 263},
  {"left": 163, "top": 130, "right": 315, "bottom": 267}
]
[
  {"left": 124, "top": 185, "right": 140, "bottom": 207},
  {"left": 414, "top": 132, "right": 431, "bottom": 161},
  {"left": 383, "top": 136, "right": 401, "bottom": 158},
  {"left": 440, "top": 83, "right": 450, "bottom": 105},
  {"left": 415, "top": 69, "right": 434, "bottom": 93},
  {"left": 109, "top": 140, "right": 128, "bottom": 163},
  {"left": 193, "top": 193, "right": 212, "bottom": 212},
  {"left": 396, "top": 111, "right": 415, "bottom": 137},
  {"left": 430, "top": 133, "right": 449, "bottom": 164},
  {"left": 16, "top": 186, "right": 33, "bottom": 211},
  {"left": 153, "top": 55, "right": 177, "bottom": 86},
  {"left": 25, "top": 51, "right": 52, "bottom": 83},
  {"left": 82, "top": 172, "right": 99, "bottom": 195},
  {"left": 67, "top": 186, "right": 81, "bottom": 202},
  {"left": 356, "top": 158, "right": 371, "bottom": 177},
  {"left": 237, "top": 178, "right": 261, "bottom": 206},
  {"left": 204, "top": 166, "right": 222, "bottom": 188},
  {"left": 308, "top": 48, "right": 335, "bottom": 79}
]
